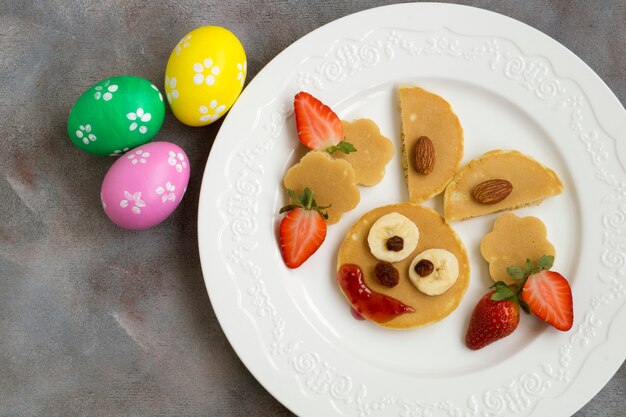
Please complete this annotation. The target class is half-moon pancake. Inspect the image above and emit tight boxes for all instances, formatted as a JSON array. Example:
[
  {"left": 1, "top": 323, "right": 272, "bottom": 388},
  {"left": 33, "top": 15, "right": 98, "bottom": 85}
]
[
  {"left": 337, "top": 203, "right": 470, "bottom": 329},
  {"left": 444, "top": 150, "right": 563, "bottom": 222},
  {"left": 398, "top": 86, "right": 464, "bottom": 202}
]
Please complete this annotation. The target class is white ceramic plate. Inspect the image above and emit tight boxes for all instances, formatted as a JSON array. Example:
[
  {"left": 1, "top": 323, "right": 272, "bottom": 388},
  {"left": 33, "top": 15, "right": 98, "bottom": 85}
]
[{"left": 198, "top": 4, "right": 626, "bottom": 416}]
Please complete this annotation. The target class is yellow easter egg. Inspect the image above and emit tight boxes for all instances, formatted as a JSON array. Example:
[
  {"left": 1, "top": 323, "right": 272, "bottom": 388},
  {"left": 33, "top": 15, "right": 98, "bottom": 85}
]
[{"left": 164, "top": 26, "right": 247, "bottom": 126}]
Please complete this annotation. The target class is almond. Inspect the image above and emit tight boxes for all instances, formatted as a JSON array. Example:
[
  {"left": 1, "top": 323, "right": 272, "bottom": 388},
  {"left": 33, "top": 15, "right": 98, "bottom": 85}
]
[
  {"left": 473, "top": 179, "right": 513, "bottom": 204},
  {"left": 414, "top": 136, "right": 435, "bottom": 175}
]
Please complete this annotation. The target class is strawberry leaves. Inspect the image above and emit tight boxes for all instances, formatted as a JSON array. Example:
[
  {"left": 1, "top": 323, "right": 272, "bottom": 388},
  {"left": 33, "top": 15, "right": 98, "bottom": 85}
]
[
  {"left": 326, "top": 140, "right": 357, "bottom": 155},
  {"left": 537, "top": 255, "right": 555, "bottom": 271},
  {"left": 506, "top": 255, "right": 554, "bottom": 283},
  {"left": 506, "top": 266, "right": 525, "bottom": 281},
  {"left": 490, "top": 281, "right": 516, "bottom": 301},
  {"left": 280, "top": 187, "right": 329, "bottom": 219},
  {"left": 489, "top": 280, "right": 532, "bottom": 313}
]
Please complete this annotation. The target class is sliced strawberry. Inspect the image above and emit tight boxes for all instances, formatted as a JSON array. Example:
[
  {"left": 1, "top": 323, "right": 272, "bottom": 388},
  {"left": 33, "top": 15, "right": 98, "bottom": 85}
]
[
  {"left": 521, "top": 270, "right": 573, "bottom": 331},
  {"left": 279, "top": 208, "right": 326, "bottom": 268},
  {"left": 506, "top": 256, "right": 574, "bottom": 331},
  {"left": 279, "top": 188, "right": 328, "bottom": 269},
  {"left": 293, "top": 92, "right": 355, "bottom": 154}
]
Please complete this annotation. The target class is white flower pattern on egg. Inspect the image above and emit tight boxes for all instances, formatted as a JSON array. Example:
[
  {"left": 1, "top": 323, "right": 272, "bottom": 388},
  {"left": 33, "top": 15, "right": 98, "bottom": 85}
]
[
  {"left": 237, "top": 61, "right": 247, "bottom": 87},
  {"left": 127, "top": 149, "right": 150, "bottom": 165},
  {"left": 120, "top": 191, "right": 146, "bottom": 215},
  {"left": 175, "top": 34, "right": 191, "bottom": 56},
  {"left": 168, "top": 151, "right": 187, "bottom": 173},
  {"left": 94, "top": 83, "right": 118, "bottom": 101},
  {"left": 150, "top": 84, "right": 163, "bottom": 102},
  {"left": 126, "top": 108, "right": 152, "bottom": 134},
  {"left": 198, "top": 100, "right": 226, "bottom": 123},
  {"left": 76, "top": 124, "right": 96, "bottom": 145},
  {"left": 193, "top": 58, "right": 220, "bottom": 86},
  {"left": 155, "top": 181, "right": 176, "bottom": 203},
  {"left": 109, "top": 147, "right": 130, "bottom": 156},
  {"left": 165, "top": 76, "right": 179, "bottom": 104}
]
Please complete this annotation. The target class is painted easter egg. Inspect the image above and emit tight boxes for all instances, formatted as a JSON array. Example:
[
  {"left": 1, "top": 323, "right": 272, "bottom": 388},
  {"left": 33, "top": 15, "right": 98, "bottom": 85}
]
[
  {"left": 101, "top": 141, "right": 190, "bottom": 230},
  {"left": 68, "top": 76, "right": 166, "bottom": 156},
  {"left": 164, "top": 26, "right": 246, "bottom": 126}
]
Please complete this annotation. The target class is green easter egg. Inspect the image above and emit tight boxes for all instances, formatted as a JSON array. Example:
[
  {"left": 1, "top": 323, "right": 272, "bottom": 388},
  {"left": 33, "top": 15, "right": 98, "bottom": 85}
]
[{"left": 67, "top": 76, "right": 165, "bottom": 156}]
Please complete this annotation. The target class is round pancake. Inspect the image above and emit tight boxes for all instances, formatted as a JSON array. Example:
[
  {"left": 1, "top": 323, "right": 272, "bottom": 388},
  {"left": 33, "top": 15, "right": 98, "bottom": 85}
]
[{"left": 337, "top": 203, "right": 470, "bottom": 329}]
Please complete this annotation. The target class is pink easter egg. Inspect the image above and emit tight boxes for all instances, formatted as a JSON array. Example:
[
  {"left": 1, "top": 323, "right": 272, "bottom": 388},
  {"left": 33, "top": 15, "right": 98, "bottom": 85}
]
[{"left": 101, "top": 141, "right": 190, "bottom": 230}]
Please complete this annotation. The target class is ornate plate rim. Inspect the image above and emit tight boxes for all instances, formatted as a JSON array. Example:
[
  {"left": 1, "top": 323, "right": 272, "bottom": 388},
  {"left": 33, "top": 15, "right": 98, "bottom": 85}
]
[{"left": 198, "top": 3, "right": 626, "bottom": 417}]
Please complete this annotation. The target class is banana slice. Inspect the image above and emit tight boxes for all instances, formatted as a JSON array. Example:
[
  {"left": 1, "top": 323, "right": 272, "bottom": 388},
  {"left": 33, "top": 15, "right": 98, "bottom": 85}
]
[
  {"left": 367, "top": 212, "right": 419, "bottom": 262},
  {"left": 408, "top": 249, "right": 459, "bottom": 296}
]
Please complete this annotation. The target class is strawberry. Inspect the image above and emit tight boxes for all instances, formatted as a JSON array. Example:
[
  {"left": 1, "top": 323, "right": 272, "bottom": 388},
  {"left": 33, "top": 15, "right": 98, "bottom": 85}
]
[
  {"left": 521, "top": 270, "right": 573, "bottom": 331},
  {"left": 293, "top": 92, "right": 356, "bottom": 154},
  {"left": 506, "top": 255, "right": 574, "bottom": 331},
  {"left": 465, "top": 282, "right": 520, "bottom": 350},
  {"left": 279, "top": 188, "right": 328, "bottom": 269}
]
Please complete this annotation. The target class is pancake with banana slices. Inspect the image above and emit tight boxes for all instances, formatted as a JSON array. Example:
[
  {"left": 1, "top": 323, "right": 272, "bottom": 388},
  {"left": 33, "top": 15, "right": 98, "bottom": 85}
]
[{"left": 336, "top": 203, "right": 470, "bottom": 329}]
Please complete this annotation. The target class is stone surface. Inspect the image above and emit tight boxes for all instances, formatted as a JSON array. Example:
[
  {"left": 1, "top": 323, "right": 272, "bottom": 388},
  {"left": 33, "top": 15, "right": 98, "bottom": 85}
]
[{"left": 0, "top": 1, "right": 624, "bottom": 416}]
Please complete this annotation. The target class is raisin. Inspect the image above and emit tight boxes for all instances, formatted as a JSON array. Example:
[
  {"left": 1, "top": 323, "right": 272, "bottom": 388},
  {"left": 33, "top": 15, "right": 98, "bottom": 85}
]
[
  {"left": 375, "top": 262, "right": 400, "bottom": 288},
  {"left": 386, "top": 236, "right": 404, "bottom": 252},
  {"left": 414, "top": 259, "right": 434, "bottom": 277}
]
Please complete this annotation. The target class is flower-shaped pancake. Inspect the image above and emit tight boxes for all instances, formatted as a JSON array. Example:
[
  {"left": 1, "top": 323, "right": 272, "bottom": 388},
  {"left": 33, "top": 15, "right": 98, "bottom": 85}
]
[
  {"left": 333, "top": 119, "right": 394, "bottom": 186},
  {"left": 283, "top": 151, "right": 360, "bottom": 225},
  {"left": 480, "top": 213, "right": 555, "bottom": 285}
]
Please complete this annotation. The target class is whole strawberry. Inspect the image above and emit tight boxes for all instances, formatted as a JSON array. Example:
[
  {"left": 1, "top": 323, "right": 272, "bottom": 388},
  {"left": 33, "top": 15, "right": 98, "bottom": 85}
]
[
  {"left": 465, "top": 282, "right": 520, "bottom": 350},
  {"left": 279, "top": 187, "right": 328, "bottom": 269}
]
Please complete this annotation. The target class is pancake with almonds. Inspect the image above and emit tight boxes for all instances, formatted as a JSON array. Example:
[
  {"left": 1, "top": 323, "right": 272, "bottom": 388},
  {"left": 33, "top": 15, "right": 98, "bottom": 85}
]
[
  {"left": 337, "top": 203, "right": 470, "bottom": 329},
  {"left": 444, "top": 150, "right": 563, "bottom": 223},
  {"left": 398, "top": 86, "right": 464, "bottom": 203}
]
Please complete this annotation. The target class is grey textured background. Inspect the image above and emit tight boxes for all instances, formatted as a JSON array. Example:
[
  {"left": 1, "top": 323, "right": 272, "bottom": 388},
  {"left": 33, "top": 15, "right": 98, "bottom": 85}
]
[{"left": 1, "top": 1, "right": 624, "bottom": 416}]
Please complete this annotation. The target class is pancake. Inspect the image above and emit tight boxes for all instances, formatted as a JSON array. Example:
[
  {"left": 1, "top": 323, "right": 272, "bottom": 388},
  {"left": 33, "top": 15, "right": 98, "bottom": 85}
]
[
  {"left": 283, "top": 151, "right": 360, "bottom": 225},
  {"left": 398, "top": 86, "right": 464, "bottom": 202},
  {"left": 333, "top": 119, "right": 394, "bottom": 186},
  {"left": 481, "top": 213, "right": 556, "bottom": 285},
  {"left": 444, "top": 150, "right": 563, "bottom": 222},
  {"left": 336, "top": 203, "right": 470, "bottom": 329}
]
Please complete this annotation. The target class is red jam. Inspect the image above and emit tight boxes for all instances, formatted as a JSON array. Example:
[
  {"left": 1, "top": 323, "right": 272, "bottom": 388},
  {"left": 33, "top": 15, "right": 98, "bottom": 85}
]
[
  {"left": 350, "top": 307, "right": 366, "bottom": 320},
  {"left": 337, "top": 264, "right": 414, "bottom": 323}
]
